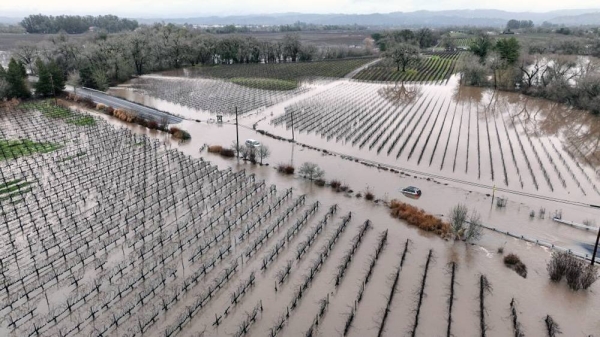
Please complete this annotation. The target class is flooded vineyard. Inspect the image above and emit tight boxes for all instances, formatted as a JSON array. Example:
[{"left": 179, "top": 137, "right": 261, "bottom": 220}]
[
  {"left": 266, "top": 78, "right": 600, "bottom": 203},
  {"left": 110, "top": 67, "right": 600, "bottom": 205},
  {"left": 114, "top": 76, "right": 313, "bottom": 116},
  {"left": 0, "top": 102, "right": 598, "bottom": 336}
]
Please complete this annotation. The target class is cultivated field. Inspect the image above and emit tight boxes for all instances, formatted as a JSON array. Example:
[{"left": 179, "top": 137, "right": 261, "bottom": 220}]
[
  {"left": 269, "top": 79, "right": 600, "bottom": 202},
  {"left": 352, "top": 52, "right": 462, "bottom": 83},
  {"left": 0, "top": 105, "right": 597, "bottom": 337},
  {"left": 161, "top": 58, "right": 375, "bottom": 88},
  {"left": 110, "top": 58, "right": 600, "bottom": 204},
  {"left": 122, "top": 76, "right": 313, "bottom": 115},
  {"left": 117, "top": 58, "right": 376, "bottom": 115},
  {"left": 236, "top": 31, "right": 374, "bottom": 47}
]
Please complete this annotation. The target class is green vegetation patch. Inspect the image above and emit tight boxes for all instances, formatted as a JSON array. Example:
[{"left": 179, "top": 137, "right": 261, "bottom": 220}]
[
  {"left": 61, "top": 151, "right": 87, "bottom": 162},
  {"left": 353, "top": 51, "right": 463, "bottom": 82},
  {"left": 230, "top": 77, "right": 298, "bottom": 91},
  {"left": 0, "top": 139, "right": 60, "bottom": 161},
  {"left": 191, "top": 58, "right": 375, "bottom": 82},
  {"left": 0, "top": 179, "right": 32, "bottom": 202},
  {"left": 20, "top": 101, "right": 97, "bottom": 126},
  {"left": 0, "top": 180, "right": 31, "bottom": 195}
]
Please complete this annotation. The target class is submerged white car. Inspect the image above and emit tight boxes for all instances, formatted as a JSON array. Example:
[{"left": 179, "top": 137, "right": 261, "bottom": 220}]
[
  {"left": 245, "top": 139, "right": 261, "bottom": 148},
  {"left": 401, "top": 186, "right": 422, "bottom": 196}
]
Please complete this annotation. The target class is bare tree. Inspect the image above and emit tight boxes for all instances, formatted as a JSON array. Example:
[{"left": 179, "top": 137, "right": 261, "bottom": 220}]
[
  {"left": 298, "top": 162, "right": 325, "bottom": 181},
  {"left": 67, "top": 71, "right": 81, "bottom": 95},
  {"left": 258, "top": 145, "right": 271, "bottom": 164},
  {"left": 13, "top": 42, "right": 38, "bottom": 74},
  {"left": 519, "top": 53, "right": 547, "bottom": 88},
  {"left": 465, "top": 210, "right": 483, "bottom": 243},
  {"left": 385, "top": 43, "right": 420, "bottom": 72},
  {"left": 449, "top": 204, "right": 468, "bottom": 237},
  {"left": 282, "top": 33, "right": 301, "bottom": 62}
]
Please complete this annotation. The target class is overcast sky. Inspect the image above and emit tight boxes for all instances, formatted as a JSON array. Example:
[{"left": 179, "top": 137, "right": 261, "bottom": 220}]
[{"left": 1, "top": 0, "right": 599, "bottom": 17}]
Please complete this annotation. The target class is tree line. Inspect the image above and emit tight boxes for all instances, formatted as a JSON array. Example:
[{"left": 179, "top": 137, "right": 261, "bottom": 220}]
[
  {"left": 506, "top": 20, "right": 534, "bottom": 30},
  {"left": 2, "top": 23, "right": 376, "bottom": 99},
  {"left": 20, "top": 14, "right": 139, "bottom": 34},
  {"left": 459, "top": 32, "right": 600, "bottom": 114}
]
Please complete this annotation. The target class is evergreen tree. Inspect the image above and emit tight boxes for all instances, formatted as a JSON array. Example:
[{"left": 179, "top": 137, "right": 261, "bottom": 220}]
[
  {"left": 6, "top": 58, "right": 30, "bottom": 99},
  {"left": 34, "top": 58, "right": 53, "bottom": 97},
  {"left": 79, "top": 66, "right": 96, "bottom": 88},
  {"left": 18, "top": 61, "right": 27, "bottom": 78},
  {"left": 495, "top": 37, "right": 520, "bottom": 65},
  {"left": 0, "top": 65, "right": 8, "bottom": 100},
  {"left": 469, "top": 33, "right": 493, "bottom": 64},
  {"left": 47, "top": 60, "right": 65, "bottom": 93}
]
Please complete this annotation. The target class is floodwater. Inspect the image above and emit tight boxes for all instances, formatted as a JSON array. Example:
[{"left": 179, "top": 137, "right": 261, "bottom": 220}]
[
  {"left": 93, "top": 108, "right": 600, "bottom": 336},
  {"left": 112, "top": 73, "right": 600, "bottom": 207},
  {"left": 3, "top": 72, "right": 598, "bottom": 337},
  {"left": 108, "top": 72, "right": 600, "bottom": 258}
]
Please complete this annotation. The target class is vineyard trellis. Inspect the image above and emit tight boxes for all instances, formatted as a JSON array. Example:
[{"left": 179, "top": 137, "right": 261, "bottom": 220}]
[
  {"left": 267, "top": 80, "right": 598, "bottom": 198},
  {"left": 0, "top": 90, "right": 596, "bottom": 337},
  {"left": 353, "top": 52, "right": 463, "bottom": 84}
]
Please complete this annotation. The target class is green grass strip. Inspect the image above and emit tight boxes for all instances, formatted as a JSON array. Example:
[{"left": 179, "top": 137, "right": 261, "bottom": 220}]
[
  {"left": 230, "top": 77, "right": 298, "bottom": 91},
  {"left": 0, "top": 139, "right": 61, "bottom": 161},
  {"left": 20, "top": 100, "right": 96, "bottom": 126},
  {"left": 0, "top": 181, "right": 31, "bottom": 195},
  {"left": 60, "top": 151, "right": 87, "bottom": 162},
  {"left": 0, "top": 178, "right": 23, "bottom": 189}
]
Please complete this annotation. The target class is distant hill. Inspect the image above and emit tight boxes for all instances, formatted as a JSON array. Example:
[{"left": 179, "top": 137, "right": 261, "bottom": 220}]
[
  {"left": 136, "top": 9, "right": 600, "bottom": 27},
  {"left": 0, "top": 16, "right": 22, "bottom": 24},
  {"left": 548, "top": 12, "right": 600, "bottom": 25},
  {"left": 2, "top": 9, "right": 600, "bottom": 28}
]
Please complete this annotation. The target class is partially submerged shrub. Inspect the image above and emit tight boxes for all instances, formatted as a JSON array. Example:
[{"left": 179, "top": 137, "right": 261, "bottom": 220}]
[
  {"left": 220, "top": 148, "right": 235, "bottom": 157},
  {"left": 315, "top": 179, "right": 326, "bottom": 186},
  {"left": 172, "top": 129, "right": 191, "bottom": 140},
  {"left": 208, "top": 145, "right": 223, "bottom": 153},
  {"left": 547, "top": 251, "right": 599, "bottom": 290},
  {"left": 330, "top": 180, "right": 341, "bottom": 189},
  {"left": 504, "top": 253, "right": 527, "bottom": 278},
  {"left": 390, "top": 200, "right": 451, "bottom": 237},
  {"left": 113, "top": 109, "right": 136, "bottom": 122},
  {"left": 504, "top": 254, "right": 520, "bottom": 265},
  {"left": 277, "top": 163, "right": 295, "bottom": 175},
  {"left": 80, "top": 96, "right": 94, "bottom": 108}
]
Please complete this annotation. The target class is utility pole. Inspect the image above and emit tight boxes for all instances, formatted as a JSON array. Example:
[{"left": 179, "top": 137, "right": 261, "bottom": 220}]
[
  {"left": 235, "top": 106, "right": 240, "bottom": 160},
  {"left": 291, "top": 109, "right": 297, "bottom": 142},
  {"left": 49, "top": 73, "right": 57, "bottom": 106},
  {"left": 592, "top": 227, "right": 600, "bottom": 266}
]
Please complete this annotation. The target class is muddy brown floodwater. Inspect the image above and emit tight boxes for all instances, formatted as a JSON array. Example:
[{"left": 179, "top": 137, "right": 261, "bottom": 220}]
[
  {"left": 81, "top": 111, "right": 600, "bottom": 337},
  {"left": 3, "top": 72, "right": 597, "bottom": 337},
  {"left": 110, "top": 74, "right": 600, "bottom": 259}
]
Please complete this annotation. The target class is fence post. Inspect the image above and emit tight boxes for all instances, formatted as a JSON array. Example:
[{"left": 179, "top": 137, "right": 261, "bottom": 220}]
[{"left": 592, "top": 227, "right": 600, "bottom": 266}]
